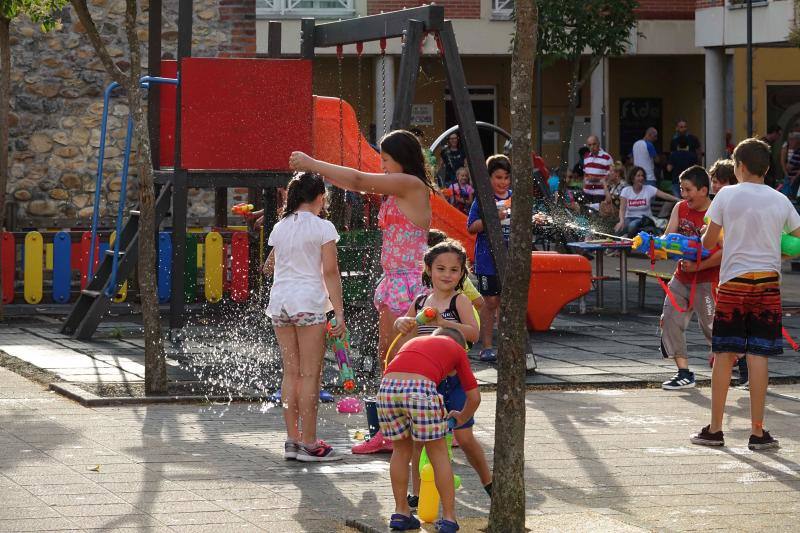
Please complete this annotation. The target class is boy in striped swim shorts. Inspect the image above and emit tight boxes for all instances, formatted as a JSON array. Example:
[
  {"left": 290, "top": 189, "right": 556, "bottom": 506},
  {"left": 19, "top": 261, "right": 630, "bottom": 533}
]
[
  {"left": 691, "top": 138, "right": 800, "bottom": 451},
  {"left": 378, "top": 328, "right": 480, "bottom": 533}
]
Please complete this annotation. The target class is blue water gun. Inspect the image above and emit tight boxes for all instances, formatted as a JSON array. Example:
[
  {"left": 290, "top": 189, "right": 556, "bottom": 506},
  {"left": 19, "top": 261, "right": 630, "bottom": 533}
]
[{"left": 631, "top": 231, "right": 712, "bottom": 261}]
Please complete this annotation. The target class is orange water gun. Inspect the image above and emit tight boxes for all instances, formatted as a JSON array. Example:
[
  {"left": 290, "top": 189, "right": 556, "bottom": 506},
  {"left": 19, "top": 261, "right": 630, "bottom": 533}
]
[{"left": 231, "top": 203, "right": 255, "bottom": 217}]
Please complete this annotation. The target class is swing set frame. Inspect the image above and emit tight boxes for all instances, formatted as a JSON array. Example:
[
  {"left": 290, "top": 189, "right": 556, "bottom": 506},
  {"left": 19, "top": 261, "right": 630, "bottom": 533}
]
[{"left": 144, "top": 2, "right": 506, "bottom": 331}]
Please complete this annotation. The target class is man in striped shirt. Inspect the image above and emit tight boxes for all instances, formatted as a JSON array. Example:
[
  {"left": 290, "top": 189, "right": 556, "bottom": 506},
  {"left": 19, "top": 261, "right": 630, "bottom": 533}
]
[{"left": 583, "top": 135, "right": 612, "bottom": 209}]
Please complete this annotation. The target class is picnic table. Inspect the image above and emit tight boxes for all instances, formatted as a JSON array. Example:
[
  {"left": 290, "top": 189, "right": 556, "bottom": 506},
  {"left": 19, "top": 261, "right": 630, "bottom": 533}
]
[{"left": 567, "top": 240, "right": 633, "bottom": 313}]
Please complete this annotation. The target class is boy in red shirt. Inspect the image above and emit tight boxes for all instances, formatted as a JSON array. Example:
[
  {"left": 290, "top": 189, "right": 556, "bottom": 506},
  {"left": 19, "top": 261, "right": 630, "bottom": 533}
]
[
  {"left": 660, "top": 166, "right": 722, "bottom": 390},
  {"left": 378, "top": 328, "right": 480, "bottom": 533}
]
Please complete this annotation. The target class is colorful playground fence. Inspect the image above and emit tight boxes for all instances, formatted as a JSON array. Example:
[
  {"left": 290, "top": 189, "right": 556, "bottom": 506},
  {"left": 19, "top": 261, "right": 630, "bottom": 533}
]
[
  {"left": 0, "top": 229, "right": 381, "bottom": 306},
  {"left": 0, "top": 229, "right": 257, "bottom": 306}
]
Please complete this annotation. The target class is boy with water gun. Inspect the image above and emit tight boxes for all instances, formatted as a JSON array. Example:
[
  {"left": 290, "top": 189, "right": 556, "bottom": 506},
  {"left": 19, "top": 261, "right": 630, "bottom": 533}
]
[
  {"left": 657, "top": 166, "right": 722, "bottom": 390},
  {"left": 691, "top": 138, "right": 800, "bottom": 451}
]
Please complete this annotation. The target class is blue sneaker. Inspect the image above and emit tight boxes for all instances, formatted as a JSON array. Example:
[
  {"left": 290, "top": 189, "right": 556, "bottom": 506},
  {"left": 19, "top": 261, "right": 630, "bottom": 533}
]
[
  {"left": 269, "top": 389, "right": 335, "bottom": 403},
  {"left": 479, "top": 348, "right": 497, "bottom": 363},
  {"left": 319, "top": 390, "right": 335, "bottom": 403}
]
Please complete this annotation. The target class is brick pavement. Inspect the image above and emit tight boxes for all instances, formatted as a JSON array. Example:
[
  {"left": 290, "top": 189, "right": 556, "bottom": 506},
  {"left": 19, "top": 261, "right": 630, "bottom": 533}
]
[{"left": 2, "top": 366, "right": 799, "bottom": 532}]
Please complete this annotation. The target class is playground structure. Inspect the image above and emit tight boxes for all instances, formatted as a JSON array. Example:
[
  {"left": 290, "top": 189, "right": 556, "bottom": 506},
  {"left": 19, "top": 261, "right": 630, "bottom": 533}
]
[{"left": 49, "top": 3, "right": 591, "bottom": 340}]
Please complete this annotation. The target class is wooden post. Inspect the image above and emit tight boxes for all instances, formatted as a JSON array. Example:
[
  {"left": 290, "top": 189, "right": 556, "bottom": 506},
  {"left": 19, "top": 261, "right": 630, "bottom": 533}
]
[
  {"left": 391, "top": 19, "right": 424, "bottom": 130},
  {"left": 438, "top": 22, "right": 507, "bottom": 277}
]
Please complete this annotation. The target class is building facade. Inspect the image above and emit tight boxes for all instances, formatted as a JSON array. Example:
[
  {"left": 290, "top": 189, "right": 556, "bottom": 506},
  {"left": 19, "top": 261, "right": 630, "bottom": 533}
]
[{"left": 5, "top": 0, "right": 799, "bottom": 226}]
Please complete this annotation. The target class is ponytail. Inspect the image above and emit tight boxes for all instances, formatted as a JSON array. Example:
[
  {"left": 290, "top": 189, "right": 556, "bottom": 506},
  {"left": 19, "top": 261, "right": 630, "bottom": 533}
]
[{"left": 282, "top": 172, "right": 326, "bottom": 219}]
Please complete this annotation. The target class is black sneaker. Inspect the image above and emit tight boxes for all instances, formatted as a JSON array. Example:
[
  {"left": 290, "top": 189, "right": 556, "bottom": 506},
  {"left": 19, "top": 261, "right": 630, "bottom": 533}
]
[
  {"left": 662, "top": 371, "right": 696, "bottom": 390},
  {"left": 407, "top": 494, "right": 419, "bottom": 508},
  {"left": 690, "top": 425, "right": 724, "bottom": 446},
  {"left": 748, "top": 430, "right": 779, "bottom": 451}
]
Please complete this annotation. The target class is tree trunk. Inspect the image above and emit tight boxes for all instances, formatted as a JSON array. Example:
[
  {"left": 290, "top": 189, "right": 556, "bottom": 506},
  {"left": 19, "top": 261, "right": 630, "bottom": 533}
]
[
  {"left": 71, "top": 0, "right": 165, "bottom": 392},
  {"left": 125, "top": 0, "right": 167, "bottom": 393},
  {"left": 488, "top": 0, "right": 536, "bottom": 530},
  {"left": 0, "top": 16, "right": 10, "bottom": 321}
]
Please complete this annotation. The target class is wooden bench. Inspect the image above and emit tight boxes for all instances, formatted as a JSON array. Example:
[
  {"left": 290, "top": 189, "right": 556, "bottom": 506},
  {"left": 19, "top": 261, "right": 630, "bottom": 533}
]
[{"left": 626, "top": 268, "right": 672, "bottom": 309}]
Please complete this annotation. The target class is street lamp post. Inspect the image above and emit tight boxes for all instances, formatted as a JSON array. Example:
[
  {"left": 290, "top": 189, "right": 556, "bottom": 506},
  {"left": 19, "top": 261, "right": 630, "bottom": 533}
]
[{"left": 746, "top": 0, "right": 753, "bottom": 137}]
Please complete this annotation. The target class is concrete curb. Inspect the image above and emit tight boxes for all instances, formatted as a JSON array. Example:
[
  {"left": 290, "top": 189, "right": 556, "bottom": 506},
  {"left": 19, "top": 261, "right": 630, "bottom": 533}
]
[
  {"left": 48, "top": 376, "right": 800, "bottom": 407},
  {"left": 345, "top": 518, "right": 384, "bottom": 533},
  {"left": 48, "top": 382, "right": 272, "bottom": 407}
]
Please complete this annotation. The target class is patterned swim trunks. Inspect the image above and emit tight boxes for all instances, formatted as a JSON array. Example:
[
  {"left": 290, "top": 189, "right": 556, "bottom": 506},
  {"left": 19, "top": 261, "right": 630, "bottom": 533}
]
[
  {"left": 712, "top": 272, "right": 783, "bottom": 356},
  {"left": 373, "top": 269, "right": 427, "bottom": 317},
  {"left": 270, "top": 307, "right": 327, "bottom": 328},
  {"left": 377, "top": 379, "right": 447, "bottom": 442}
]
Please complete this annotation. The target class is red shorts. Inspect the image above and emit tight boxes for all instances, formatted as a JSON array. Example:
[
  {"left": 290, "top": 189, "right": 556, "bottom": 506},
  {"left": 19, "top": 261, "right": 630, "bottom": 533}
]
[{"left": 712, "top": 272, "right": 783, "bottom": 356}]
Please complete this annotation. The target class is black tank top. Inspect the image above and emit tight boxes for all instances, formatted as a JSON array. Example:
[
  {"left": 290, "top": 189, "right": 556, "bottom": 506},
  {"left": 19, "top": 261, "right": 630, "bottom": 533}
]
[{"left": 414, "top": 294, "right": 462, "bottom": 336}]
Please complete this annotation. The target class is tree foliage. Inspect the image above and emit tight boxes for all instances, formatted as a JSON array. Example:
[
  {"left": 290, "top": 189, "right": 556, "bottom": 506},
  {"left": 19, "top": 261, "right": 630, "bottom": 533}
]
[
  {"left": 537, "top": 0, "right": 637, "bottom": 65},
  {"left": 536, "top": 0, "right": 638, "bottom": 173},
  {"left": 1, "top": 0, "right": 66, "bottom": 28}
]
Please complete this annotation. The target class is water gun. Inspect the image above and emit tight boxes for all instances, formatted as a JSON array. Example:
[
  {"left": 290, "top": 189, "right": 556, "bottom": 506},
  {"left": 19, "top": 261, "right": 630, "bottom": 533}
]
[
  {"left": 417, "top": 306, "right": 437, "bottom": 325},
  {"left": 631, "top": 231, "right": 712, "bottom": 262},
  {"left": 782, "top": 233, "right": 800, "bottom": 256},
  {"left": 326, "top": 318, "right": 355, "bottom": 392},
  {"left": 418, "top": 419, "right": 461, "bottom": 522},
  {"left": 384, "top": 307, "right": 438, "bottom": 371},
  {"left": 231, "top": 203, "right": 255, "bottom": 217}
]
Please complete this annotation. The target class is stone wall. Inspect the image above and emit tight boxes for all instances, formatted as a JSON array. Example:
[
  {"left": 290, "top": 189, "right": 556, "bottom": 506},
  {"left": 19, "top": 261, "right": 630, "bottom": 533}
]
[{"left": 7, "top": 0, "right": 255, "bottom": 228}]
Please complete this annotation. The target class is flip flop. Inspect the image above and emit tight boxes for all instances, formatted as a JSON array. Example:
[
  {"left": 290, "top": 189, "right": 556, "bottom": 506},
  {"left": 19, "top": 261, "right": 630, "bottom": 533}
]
[
  {"left": 435, "top": 519, "right": 460, "bottom": 533},
  {"left": 389, "top": 513, "right": 420, "bottom": 530}
]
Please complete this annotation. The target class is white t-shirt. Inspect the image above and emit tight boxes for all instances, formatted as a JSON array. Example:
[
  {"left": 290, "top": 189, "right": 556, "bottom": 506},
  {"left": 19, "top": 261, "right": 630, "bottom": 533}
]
[
  {"left": 632, "top": 139, "right": 655, "bottom": 183},
  {"left": 620, "top": 184, "right": 658, "bottom": 220},
  {"left": 266, "top": 211, "right": 339, "bottom": 316},
  {"left": 706, "top": 182, "right": 800, "bottom": 284}
]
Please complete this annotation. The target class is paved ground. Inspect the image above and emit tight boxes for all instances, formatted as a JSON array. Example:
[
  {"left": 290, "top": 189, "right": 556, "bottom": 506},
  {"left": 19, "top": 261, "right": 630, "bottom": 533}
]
[
  {"left": 2, "top": 256, "right": 800, "bottom": 396},
  {"left": 1, "top": 365, "right": 799, "bottom": 532}
]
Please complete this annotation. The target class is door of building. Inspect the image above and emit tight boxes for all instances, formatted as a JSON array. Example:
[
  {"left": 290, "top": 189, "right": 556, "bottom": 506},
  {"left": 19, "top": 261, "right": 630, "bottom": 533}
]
[{"left": 444, "top": 87, "right": 497, "bottom": 159}]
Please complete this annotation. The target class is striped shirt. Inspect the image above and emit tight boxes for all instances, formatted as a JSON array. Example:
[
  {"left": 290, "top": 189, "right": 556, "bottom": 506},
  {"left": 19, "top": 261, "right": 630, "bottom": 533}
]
[{"left": 583, "top": 149, "right": 612, "bottom": 197}]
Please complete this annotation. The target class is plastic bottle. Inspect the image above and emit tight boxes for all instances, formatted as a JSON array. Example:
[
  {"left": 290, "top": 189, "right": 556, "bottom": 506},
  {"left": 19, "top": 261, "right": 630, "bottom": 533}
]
[
  {"left": 417, "top": 463, "right": 440, "bottom": 523},
  {"left": 419, "top": 428, "right": 461, "bottom": 489}
]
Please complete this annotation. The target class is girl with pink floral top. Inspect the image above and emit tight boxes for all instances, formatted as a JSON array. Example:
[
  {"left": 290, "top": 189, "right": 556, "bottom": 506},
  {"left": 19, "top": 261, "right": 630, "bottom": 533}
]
[
  {"left": 289, "top": 130, "right": 433, "bottom": 358},
  {"left": 291, "top": 130, "right": 434, "bottom": 455}
]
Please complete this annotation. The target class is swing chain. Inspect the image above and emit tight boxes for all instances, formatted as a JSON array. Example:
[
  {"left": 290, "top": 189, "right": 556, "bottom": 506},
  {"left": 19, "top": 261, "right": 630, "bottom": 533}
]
[
  {"left": 356, "top": 42, "right": 363, "bottom": 171},
  {"left": 337, "top": 44, "right": 344, "bottom": 166},
  {"left": 380, "top": 38, "right": 387, "bottom": 138}
]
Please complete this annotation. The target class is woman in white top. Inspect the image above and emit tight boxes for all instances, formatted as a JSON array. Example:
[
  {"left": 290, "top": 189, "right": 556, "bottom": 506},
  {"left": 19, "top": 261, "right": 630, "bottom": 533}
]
[
  {"left": 265, "top": 172, "right": 346, "bottom": 462},
  {"left": 615, "top": 166, "right": 678, "bottom": 237}
]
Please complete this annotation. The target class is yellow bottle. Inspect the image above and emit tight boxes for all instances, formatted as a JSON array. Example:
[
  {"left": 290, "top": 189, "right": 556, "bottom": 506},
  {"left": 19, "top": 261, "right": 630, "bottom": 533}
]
[{"left": 418, "top": 463, "right": 440, "bottom": 523}]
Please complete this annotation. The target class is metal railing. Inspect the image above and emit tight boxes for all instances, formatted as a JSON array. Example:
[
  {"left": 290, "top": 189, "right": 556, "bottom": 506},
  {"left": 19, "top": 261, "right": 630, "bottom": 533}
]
[{"left": 256, "top": 0, "right": 354, "bottom": 17}]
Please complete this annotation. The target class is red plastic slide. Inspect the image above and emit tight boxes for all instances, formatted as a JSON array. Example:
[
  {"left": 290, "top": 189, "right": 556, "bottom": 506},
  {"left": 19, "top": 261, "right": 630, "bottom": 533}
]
[{"left": 312, "top": 96, "right": 592, "bottom": 331}]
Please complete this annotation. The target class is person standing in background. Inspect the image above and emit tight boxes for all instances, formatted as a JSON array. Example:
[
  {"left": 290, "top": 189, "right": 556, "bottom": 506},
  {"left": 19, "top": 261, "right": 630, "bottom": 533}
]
[{"left": 633, "top": 127, "right": 659, "bottom": 186}]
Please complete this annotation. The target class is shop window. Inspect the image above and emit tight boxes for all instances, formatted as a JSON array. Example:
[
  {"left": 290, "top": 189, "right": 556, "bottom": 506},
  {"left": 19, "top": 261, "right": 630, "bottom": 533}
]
[
  {"left": 766, "top": 84, "right": 800, "bottom": 131},
  {"left": 256, "top": 0, "right": 354, "bottom": 18}
]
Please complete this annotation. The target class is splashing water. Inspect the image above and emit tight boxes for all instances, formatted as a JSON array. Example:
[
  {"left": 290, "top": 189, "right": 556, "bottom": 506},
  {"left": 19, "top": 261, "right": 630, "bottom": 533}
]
[{"left": 171, "top": 232, "right": 384, "bottom": 414}]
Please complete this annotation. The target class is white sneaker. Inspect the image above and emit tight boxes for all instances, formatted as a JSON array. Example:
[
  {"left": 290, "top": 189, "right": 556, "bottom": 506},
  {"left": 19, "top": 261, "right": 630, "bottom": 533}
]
[{"left": 296, "top": 440, "right": 342, "bottom": 462}]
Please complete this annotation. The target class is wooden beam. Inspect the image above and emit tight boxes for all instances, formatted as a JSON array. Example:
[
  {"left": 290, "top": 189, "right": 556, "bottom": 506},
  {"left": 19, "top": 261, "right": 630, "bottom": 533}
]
[
  {"left": 312, "top": 5, "right": 444, "bottom": 48},
  {"left": 391, "top": 19, "right": 424, "bottom": 130},
  {"left": 438, "top": 21, "right": 508, "bottom": 277}
]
